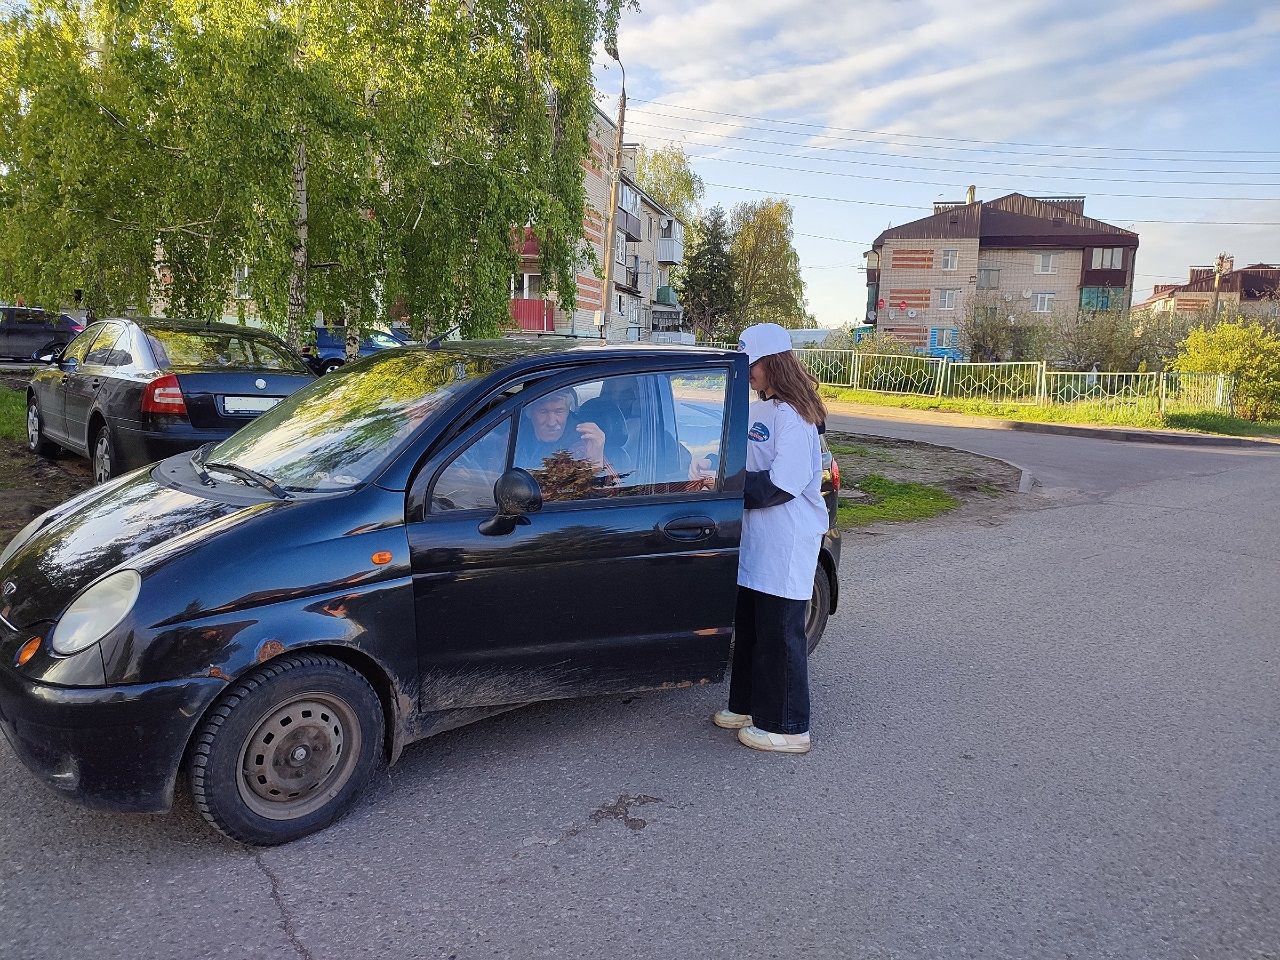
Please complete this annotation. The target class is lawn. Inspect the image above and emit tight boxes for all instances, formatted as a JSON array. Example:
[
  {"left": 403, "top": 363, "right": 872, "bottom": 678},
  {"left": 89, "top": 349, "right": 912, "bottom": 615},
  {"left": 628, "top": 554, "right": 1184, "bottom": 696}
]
[
  {"left": 0, "top": 385, "right": 24, "bottom": 443},
  {"left": 821, "top": 386, "right": 1280, "bottom": 437},
  {"left": 835, "top": 473, "right": 960, "bottom": 528}
]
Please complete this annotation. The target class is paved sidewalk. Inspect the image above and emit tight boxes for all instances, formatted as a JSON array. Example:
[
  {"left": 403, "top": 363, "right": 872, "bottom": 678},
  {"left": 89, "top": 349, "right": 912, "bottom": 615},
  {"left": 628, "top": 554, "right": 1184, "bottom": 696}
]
[{"left": 825, "top": 398, "right": 1280, "bottom": 448}]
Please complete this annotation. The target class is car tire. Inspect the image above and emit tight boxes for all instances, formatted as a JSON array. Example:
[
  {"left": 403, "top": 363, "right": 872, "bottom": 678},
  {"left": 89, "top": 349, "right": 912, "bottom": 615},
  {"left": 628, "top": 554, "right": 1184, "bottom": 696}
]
[
  {"left": 188, "top": 653, "right": 385, "bottom": 846},
  {"left": 322, "top": 359, "right": 343, "bottom": 375},
  {"left": 805, "top": 565, "right": 832, "bottom": 656},
  {"left": 91, "top": 424, "right": 118, "bottom": 485},
  {"left": 26, "top": 398, "right": 60, "bottom": 458}
]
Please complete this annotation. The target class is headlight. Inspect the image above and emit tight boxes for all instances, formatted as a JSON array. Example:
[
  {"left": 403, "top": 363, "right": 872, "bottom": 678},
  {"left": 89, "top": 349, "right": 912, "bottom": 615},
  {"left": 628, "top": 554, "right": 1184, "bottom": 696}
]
[
  {"left": 51, "top": 570, "right": 142, "bottom": 656},
  {"left": 0, "top": 513, "right": 47, "bottom": 570}
]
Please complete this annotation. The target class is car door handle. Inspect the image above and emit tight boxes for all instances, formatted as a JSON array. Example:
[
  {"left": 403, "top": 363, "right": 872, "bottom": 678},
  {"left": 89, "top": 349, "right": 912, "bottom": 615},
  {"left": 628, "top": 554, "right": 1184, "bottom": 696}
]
[{"left": 660, "top": 516, "right": 717, "bottom": 542}]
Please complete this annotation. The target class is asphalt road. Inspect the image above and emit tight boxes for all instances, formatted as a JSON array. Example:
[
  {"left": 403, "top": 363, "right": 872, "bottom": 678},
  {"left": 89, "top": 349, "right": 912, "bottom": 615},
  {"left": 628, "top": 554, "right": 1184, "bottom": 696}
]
[{"left": 3, "top": 421, "right": 1279, "bottom": 960}]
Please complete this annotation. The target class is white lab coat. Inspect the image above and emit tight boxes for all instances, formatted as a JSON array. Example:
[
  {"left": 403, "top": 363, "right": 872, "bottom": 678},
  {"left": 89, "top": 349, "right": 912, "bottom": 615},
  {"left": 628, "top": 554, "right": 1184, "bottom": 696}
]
[{"left": 737, "top": 398, "right": 828, "bottom": 601}]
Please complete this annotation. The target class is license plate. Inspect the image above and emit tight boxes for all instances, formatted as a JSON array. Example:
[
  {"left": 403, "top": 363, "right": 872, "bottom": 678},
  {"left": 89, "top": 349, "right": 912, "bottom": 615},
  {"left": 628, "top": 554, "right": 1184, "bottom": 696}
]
[{"left": 223, "top": 395, "right": 280, "bottom": 415}]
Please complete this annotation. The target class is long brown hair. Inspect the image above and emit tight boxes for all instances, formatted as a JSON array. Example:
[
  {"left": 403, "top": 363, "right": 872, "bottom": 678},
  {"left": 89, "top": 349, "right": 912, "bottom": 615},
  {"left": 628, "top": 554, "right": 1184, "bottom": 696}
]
[{"left": 756, "top": 351, "right": 827, "bottom": 426}]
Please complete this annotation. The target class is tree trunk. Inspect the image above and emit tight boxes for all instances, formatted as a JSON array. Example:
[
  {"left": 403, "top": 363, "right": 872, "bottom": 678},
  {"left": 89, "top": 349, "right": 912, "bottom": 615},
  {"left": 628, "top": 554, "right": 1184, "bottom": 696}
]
[{"left": 285, "top": 138, "right": 308, "bottom": 350}]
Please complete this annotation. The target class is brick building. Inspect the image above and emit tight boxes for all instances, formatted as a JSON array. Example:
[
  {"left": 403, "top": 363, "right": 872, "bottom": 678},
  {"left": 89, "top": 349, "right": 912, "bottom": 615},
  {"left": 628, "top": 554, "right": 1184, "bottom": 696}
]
[
  {"left": 864, "top": 193, "right": 1138, "bottom": 357},
  {"left": 1133, "top": 258, "right": 1280, "bottom": 320}
]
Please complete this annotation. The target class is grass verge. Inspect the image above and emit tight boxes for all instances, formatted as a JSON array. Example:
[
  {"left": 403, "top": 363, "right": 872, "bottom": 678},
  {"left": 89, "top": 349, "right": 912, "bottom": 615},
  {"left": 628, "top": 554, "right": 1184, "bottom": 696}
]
[
  {"left": 0, "top": 385, "right": 25, "bottom": 444},
  {"left": 837, "top": 473, "right": 960, "bottom": 528},
  {"left": 821, "top": 386, "right": 1280, "bottom": 437}
]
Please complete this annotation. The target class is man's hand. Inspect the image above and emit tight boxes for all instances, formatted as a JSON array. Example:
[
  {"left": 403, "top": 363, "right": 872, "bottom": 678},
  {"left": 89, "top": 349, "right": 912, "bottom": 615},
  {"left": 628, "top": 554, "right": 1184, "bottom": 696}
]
[{"left": 576, "top": 421, "right": 607, "bottom": 467}]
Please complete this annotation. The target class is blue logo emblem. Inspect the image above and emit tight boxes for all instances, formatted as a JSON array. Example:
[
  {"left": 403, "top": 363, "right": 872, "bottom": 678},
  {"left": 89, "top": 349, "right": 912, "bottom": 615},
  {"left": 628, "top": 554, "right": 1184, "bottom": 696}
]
[
  {"left": 748, "top": 422, "right": 770, "bottom": 442},
  {"left": 737, "top": 340, "right": 746, "bottom": 351}
]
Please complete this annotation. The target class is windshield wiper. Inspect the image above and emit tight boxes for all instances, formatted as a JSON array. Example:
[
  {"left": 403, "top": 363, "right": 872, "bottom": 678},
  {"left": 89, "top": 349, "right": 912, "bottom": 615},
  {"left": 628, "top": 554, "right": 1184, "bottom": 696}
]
[
  {"left": 204, "top": 460, "right": 291, "bottom": 500},
  {"left": 190, "top": 442, "right": 216, "bottom": 487}
]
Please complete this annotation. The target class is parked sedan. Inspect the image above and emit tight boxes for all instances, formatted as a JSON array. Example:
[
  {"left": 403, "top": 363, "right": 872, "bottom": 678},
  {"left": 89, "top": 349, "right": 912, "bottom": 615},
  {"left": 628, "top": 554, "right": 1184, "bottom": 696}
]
[
  {"left": 0, "top": 306, "right": 84, "bottom": 361},
  {"left": 302, "top": 327, "right": 403, "bottom": 375},
  {"left": 0, "top": 341, "right": 841, "bottom": 845},
  {"left": 26, "top": 318, "right": 315, "bottom": 483}
]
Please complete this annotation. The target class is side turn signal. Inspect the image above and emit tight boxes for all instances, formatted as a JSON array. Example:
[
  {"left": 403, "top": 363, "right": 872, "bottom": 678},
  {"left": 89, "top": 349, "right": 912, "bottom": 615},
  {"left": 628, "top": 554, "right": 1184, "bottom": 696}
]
[
  {"left": 16, "top": 636, "right": 42, "bottom": 667},
  {"left": 371, "top": 551, "right": 393, "bottom": 565}
]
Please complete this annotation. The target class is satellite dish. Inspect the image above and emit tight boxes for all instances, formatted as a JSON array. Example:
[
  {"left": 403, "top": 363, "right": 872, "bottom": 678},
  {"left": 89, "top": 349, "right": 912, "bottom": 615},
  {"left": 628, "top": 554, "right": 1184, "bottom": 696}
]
[
  {"left": 906, "top": 309, "right": 918, "bottom": 319},
  {"left": 1004, "top": 293, "right": 1014, "bottom": 302},
  {"left": 1022, "top": 289, "right": 1033, "bottom": 299}
]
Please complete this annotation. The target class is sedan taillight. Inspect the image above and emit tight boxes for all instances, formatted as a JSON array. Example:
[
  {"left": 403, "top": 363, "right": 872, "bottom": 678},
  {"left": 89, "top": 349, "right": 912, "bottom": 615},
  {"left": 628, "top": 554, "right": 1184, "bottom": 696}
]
[{"left": 142, "top": 374, "right": 188, "bottom": 417}]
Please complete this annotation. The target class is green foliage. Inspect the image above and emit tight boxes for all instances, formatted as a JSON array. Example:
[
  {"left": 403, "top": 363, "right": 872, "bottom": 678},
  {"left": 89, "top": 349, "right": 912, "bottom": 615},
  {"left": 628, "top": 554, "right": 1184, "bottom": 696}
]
[
  {"left": 676, "top": 204, "right": 736, "bottom": 342},
  {"left": 631, "top": 143, "right": 702, "bottom": 228},
  {"left": 1165, "top": 411, "right": 1280, "bottom": 437},
  {"left": 0, "top": 0, "right": 624, "bottom": 344},
  {"left": 1173, "top": 321, "right": 1280, "bottom": 420},
  {"left": 729, "top": 198, "right": 809, "bottom": 329},
  {"left": 0, "top": 385, "right": 24, "bottom": 443},
  {"left": 835, "top": 473, "right": 959, "bottom": 528}
]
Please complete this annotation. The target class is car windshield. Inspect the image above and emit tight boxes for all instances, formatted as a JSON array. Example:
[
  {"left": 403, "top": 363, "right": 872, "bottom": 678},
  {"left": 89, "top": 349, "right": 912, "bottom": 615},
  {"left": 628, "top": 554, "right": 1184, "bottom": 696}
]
[
  {"left": 206, "top": 350, "right": 492, "bottom": 492},
  {"left": 147, "top": 326, "right": 308, "bottom": 372}
]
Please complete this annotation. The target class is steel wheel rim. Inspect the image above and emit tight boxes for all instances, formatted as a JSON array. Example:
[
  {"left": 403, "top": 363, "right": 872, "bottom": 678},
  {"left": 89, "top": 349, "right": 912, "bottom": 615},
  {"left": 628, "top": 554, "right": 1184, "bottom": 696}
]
[
  {"left": 27, "top": 404, "right": 39, "bottom": 450},
  {"left": 237, "top": 692, "right": 362, "bottom": 821},
  {"left": 93, "top": 434, "right": 112, "bottom": 484}
]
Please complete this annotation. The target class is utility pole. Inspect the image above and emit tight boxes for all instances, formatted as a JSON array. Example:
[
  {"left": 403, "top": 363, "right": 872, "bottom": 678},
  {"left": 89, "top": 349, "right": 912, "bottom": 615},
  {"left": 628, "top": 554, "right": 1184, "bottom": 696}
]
[
  {"left": 1210, "top": 251, "right": 1231, "bottom": 321},
  {"left": 597, "top": 43, "right": 626, "bottom": 341}
]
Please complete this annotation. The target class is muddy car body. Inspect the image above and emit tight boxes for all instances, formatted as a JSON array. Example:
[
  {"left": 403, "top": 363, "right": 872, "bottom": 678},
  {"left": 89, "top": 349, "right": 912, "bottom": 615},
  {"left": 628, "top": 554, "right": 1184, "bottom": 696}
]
[{"left": 0, "top": 341, "right": 840, "bottom": 844}]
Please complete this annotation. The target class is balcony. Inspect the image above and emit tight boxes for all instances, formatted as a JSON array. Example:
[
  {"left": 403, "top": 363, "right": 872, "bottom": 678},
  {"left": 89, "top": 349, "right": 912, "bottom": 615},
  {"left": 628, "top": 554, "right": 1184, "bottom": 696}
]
[
  {"left": 657, "top": 236, "right": 684, "bottom": 264},
  {"left": 656, "top": 285, "right": 678, "bottom": 306},
  {"left": 510, "top": 298, "right": 554, "bottom": 332},
  {"left": 615, "top": 267, "right": 642, "bottom": 294},
  {"left": 617, "top": 207, "right": 643, "bottom": 243}
]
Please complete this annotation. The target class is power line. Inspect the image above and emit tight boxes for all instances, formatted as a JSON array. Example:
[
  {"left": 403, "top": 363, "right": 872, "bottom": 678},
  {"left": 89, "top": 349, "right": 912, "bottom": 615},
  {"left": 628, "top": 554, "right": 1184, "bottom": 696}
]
[
  {"left": 699, "top": 180, "right": 1280, "bottom": 225},
  {"left": 649, "top": 147, "right": 1280, "bottom": 203},
  {"left": 631, "top": 99, "right": 1280, "bottom": 159},
  {"left": 625, "top": 121, "right": 1280, "bottom": 186}
]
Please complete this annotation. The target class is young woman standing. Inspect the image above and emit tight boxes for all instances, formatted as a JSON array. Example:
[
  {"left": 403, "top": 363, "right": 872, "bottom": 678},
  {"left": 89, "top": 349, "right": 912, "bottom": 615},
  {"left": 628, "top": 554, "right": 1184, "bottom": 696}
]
[{"left": 714, "top": 323, "right": 829, "bottom": 754}]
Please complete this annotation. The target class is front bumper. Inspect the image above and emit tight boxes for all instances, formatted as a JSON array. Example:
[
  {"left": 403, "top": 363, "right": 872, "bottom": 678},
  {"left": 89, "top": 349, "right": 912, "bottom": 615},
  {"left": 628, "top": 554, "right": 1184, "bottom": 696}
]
[{"left": 0, "top": 664, "right": 226, "bottom": 813}]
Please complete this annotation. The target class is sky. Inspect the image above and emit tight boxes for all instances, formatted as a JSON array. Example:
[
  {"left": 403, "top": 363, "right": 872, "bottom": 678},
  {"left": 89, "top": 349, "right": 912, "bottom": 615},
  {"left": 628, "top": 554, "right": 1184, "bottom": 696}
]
[{"left": 593, "top": 0, "right": 1280, "bottom": 328}]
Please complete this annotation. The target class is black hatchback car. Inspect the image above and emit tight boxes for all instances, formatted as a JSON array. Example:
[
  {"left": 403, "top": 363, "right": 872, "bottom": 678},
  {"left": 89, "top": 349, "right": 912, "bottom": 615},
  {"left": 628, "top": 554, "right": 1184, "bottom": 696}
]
[
  {"left": 0, "top": 341, "right": 841, "bottom": 845},
  {"left": 0, "top": 306, "right": 84, "bottom": 360},
  {"left": 26, "top": 318, "right": 315, "bottom": 484}
]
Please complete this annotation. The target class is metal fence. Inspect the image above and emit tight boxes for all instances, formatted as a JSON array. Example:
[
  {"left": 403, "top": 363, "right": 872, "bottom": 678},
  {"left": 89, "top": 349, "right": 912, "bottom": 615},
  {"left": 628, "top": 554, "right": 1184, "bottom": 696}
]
[{"left": 699, "top": 341, "right": 1235, "bottom": 414}]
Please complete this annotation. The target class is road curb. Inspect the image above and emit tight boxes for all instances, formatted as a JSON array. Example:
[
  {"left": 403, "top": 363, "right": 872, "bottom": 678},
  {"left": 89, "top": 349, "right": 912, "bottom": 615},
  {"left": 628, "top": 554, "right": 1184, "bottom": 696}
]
[{"left": 824, "top": 400, "right": 1280, "bottom": 449}]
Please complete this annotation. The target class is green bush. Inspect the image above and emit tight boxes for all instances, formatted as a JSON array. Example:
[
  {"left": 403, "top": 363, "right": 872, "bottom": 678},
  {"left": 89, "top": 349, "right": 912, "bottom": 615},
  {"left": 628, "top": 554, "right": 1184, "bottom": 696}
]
[{"left": 1173, "top": 321, "right": 1280, "bottom": 420}]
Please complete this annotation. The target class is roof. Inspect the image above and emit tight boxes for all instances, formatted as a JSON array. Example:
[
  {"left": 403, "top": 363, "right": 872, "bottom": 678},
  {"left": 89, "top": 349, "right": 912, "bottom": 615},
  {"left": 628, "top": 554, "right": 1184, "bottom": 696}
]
[
  {"left": 424, "top": 337, "right": 732, "bottom": 362},
  {"left": 872, "top": 193, "right": 1137, "bottom": 249},
  {"left": 1136, "top": 264, "right": 1280, "bottom": 305}
]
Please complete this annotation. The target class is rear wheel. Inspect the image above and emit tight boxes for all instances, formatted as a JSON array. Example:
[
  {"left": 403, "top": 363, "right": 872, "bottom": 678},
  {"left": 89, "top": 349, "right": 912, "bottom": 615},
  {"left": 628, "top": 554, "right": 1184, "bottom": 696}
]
[
  {"left": 26, "top": 398, "right": 59, "bottom": 458},
  {"left": 805, "top": 566, "right": 832, "bottom": 655},
  {"left": 322, "top": 359, "right": 343, "bottom": 375},
  {"left": 91, "top": 424, "right": 118, "bottom": 485},
  {"left": 188, "top": 654, "right": 385, "bottom": 845}
]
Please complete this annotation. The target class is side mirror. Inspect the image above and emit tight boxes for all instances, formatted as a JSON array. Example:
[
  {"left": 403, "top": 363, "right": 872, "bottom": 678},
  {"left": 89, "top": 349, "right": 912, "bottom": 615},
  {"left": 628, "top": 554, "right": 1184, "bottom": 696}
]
[
  {"left": 479, "top": 468, "right": 543, "bottom": 537},
  {"left": 58, "top": 355, "right": 78, "bottom": 371},
  {"left": 34, "top": 347, "right": 61, "bottom": 364}
]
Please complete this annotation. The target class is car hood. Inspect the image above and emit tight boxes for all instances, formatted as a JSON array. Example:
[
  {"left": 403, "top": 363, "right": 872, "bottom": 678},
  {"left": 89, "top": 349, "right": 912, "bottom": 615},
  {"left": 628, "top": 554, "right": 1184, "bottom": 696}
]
[{"left": 0, "top": 468, "right": 258, "bottom": 630}]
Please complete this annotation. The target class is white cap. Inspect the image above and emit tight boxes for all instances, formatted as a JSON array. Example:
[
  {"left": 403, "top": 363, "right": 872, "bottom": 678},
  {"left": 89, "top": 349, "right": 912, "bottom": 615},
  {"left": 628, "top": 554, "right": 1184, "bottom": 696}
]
[{"left": 737, "top": 323, "right": 792, "bottom": 365}]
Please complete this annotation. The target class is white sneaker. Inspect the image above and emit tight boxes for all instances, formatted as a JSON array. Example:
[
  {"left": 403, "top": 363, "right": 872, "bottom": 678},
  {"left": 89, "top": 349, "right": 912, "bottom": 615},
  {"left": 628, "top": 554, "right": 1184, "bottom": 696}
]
[
  {"left": 712, "top": 709, "right": 752, "bottom": 730},
  {"left": 737, "top": 725, "right": 811, "bottom": 754}
]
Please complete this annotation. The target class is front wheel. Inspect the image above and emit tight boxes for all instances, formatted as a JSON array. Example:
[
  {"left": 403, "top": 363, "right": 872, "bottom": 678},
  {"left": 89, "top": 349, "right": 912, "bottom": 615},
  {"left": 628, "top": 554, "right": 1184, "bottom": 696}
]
[
  {"left": 27, "top": 398, "right": 60, "bottom": 458},
  {"left": 805, "top": 566, "right": 832, "bottom": 656},
  {"left": 188, "top": 653, "right": 385, "bottom": 845},
  {"left": 322, "top": 359, "right": 343, "bottom": 375}
]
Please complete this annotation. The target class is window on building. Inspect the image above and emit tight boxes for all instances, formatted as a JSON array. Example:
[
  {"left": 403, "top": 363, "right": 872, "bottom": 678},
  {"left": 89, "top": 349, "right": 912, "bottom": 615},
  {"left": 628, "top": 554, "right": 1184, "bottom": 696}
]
[
  {"left": 1091, "top": 248, "right": 1125, "bottom": 270},
  {"left": 1035, "top": 253, "right": 1056, "bottom": 274},
  {"left": 233, "top": 265, "right": 251, "bottom": 300},
  {"left": 614, "top": 230, "right": 626, "bottom": 266},
  {"left": 938, "top": 289, "right": 958, "bottom": 310},
  {"left": 1033, "top": 293, "right": 1055, "bottom": 314},
  {"left": 977, "top": 268, "right": 1000, "bottom": 289},
  {"left": 940, "top": 249, "right": 958, "bottom": 271},
  {"left": 933, "top": 328, "right": 957, "bottom": 349},
  {"left": 1080, "top": 287, "right": 1113, "bottom": 311}
]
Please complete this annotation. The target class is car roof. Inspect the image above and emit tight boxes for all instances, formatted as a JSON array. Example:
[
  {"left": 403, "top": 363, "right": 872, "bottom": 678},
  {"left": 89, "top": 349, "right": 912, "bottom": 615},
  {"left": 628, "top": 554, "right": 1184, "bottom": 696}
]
[{"left": 429, "top": 337, "right": 734, "bottom": 363}]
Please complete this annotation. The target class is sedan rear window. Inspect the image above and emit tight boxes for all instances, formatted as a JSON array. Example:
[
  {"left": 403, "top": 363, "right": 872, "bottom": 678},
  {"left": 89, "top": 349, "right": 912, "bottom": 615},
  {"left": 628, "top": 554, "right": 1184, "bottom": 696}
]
[
  {"left": 207, "top": 351, "right": 493, "bottom": 492},
  {"left": 147, "top": 327, "right": 307, "bottom": 372}
]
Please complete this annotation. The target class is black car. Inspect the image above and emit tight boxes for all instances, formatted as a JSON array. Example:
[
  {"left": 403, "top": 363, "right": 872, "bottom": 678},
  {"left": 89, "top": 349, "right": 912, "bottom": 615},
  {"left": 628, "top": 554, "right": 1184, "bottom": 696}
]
[
  {"left": 26, "top": 318, "right": 315, "bottom": 483},
  {"left": 0, "top": 306, "right": 84, "bottom": 361},
  {"left": 0, "top": 341, "right": 841, "bottom": 845}
]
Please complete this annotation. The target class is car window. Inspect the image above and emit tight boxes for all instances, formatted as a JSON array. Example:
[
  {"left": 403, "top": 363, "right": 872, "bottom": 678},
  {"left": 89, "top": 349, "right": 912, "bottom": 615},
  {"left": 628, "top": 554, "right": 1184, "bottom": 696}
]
[
  {"left": 664, "top": 370, "right": 729, "bottom": 492},
  {"left": 84, "top": 324, "right": 124, "bottom": 365},
  {"left": 147, "top": 327, "right": 308, "bottom": 372},
  {"left": 62, "top": 324, "right": 103, "bottom": 365},
  {"left": 430, "top": 417, "right": 513, "bottom": 512},
  {"left": 207, "top": 351, "right": 494, "bottom": 492},
  {"left": 368, "top": 332, "right": 400, "bottom": 348}
]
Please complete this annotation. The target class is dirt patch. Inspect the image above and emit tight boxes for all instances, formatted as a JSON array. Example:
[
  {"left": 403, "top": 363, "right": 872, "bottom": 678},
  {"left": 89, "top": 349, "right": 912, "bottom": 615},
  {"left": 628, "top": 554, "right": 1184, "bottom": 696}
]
[
  {"left": 828, "top": 431, "right": 1035, "bottom": 530},
  {"left": 0, "top": 441, "right": 91, "bottom": 543}
]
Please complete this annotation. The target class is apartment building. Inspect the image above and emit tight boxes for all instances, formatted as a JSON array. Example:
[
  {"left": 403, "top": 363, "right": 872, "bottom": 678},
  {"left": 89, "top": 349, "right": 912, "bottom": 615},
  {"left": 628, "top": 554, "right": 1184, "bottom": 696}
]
[
  {"left": 1133, "top": 258, "right": 1279, "bottom": 320},
  {"left": 864, "top": 193, "right": 1138, "bottom": 357},
  {"left": 512, "top": 106, "right": 686, "bottom": 340}
]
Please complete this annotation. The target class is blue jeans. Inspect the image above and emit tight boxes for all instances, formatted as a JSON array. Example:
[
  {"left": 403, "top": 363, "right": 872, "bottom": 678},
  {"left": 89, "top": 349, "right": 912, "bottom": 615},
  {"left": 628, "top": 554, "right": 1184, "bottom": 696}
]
[{"left": 727, "top": 586, "right": 811, "bottom": 735}]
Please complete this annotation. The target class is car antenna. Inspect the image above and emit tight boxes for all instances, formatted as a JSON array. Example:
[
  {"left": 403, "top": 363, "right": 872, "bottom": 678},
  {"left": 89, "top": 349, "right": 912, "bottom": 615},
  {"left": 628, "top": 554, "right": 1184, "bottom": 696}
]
[{"left": 427, "top": 322, "right": 463, "bottom": 349}]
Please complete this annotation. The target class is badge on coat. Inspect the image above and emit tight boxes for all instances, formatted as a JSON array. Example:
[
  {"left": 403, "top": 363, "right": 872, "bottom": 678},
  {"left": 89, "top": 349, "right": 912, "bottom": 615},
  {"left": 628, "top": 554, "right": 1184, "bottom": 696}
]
[{"left": 748, "top": 422, "right": 770, "bottom": 442}]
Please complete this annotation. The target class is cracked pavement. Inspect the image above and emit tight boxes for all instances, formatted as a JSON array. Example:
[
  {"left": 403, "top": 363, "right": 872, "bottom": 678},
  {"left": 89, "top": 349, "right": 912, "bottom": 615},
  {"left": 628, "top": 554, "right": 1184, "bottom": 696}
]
[{"left": 2, "top": 422, "right": 1278, "bottom": 959}]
